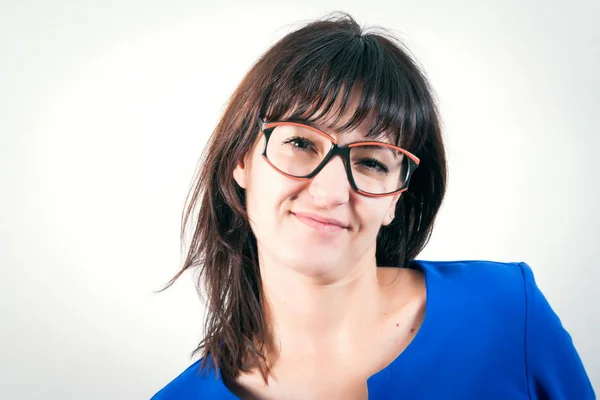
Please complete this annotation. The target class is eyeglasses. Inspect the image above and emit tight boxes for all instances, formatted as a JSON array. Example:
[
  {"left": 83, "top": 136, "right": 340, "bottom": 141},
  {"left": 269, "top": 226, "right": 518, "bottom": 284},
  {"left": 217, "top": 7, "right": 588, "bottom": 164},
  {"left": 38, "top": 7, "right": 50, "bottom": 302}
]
[{"left": 257, "top": 118, "right": 420, "bottom": 197}]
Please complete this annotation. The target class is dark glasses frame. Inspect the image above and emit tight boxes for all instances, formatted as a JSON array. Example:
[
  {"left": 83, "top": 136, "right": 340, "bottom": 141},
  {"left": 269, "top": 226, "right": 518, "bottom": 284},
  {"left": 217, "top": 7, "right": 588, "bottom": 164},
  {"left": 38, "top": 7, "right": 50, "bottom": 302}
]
[{"left": 257, "top": 117, "right": 420, "bottom": 197}]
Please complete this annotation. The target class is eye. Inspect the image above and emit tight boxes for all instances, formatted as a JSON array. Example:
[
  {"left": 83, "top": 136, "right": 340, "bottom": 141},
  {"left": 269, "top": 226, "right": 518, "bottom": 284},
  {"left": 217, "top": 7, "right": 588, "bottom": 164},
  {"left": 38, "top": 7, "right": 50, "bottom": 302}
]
[
  {"left": 283, "top": 136, "right": 316, "bottom": 152},
  {"left": 357, "top": 158, "right": 389, "bottom": 174}
]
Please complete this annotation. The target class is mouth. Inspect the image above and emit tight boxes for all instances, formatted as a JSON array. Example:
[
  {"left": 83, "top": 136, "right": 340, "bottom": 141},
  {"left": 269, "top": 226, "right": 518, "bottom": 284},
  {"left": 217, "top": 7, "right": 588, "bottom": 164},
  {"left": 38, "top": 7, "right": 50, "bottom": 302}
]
[{"left": 291, "top": 211, "right": 348, "bottom": 234}]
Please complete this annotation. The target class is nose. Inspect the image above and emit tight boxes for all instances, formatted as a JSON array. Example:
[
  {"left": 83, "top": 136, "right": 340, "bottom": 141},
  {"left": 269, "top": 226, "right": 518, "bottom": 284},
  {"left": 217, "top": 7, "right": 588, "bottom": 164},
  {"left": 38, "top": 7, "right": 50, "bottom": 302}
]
[{"left": 307, "top": 154, "right": 351, "bottom": 208}]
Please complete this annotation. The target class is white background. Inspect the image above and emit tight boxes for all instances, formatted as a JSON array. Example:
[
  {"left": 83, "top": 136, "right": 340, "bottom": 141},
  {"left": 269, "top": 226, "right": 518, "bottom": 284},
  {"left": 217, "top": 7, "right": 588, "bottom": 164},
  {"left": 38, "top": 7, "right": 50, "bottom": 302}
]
[{"left": 1, "top": 0, "right": 598, "bottom": 398}]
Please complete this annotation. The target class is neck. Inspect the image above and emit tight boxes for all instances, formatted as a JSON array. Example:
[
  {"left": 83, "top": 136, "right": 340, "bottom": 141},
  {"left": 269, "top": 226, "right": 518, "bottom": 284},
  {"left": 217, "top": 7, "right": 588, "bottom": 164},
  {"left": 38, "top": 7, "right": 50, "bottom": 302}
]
[{"left": 257, "top": 250, "right": 390, "bottom": 362}]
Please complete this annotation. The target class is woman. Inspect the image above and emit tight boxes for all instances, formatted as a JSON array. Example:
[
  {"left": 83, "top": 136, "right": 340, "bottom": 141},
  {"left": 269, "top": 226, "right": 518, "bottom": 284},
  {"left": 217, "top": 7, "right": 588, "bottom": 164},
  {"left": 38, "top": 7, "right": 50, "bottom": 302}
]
[{"left": 152, "top": 14, "right": 594, "bottom": 399}]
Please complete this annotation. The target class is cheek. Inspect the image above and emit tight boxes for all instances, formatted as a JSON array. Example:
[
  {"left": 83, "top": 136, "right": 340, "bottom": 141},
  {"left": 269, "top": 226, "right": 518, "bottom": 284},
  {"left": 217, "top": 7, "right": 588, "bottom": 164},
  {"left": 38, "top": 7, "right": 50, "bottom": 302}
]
[
  {"left": 357, "top": 198, "right": 390, "bottom": 229},
  {"left": 246, "top": 155, "right": 299, "bottom": 221}
]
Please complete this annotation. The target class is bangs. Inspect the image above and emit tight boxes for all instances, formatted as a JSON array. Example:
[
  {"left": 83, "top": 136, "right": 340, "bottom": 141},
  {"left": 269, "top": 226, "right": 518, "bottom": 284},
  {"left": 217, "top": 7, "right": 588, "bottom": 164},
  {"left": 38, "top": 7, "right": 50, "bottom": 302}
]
[{"left": 261, "top": 31, "right": 428, "bottom": 151}]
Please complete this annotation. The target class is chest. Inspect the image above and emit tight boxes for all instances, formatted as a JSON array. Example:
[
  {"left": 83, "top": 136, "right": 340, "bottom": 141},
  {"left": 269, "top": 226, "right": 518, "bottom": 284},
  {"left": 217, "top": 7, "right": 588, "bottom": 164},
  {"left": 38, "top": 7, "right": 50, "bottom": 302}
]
[
  {"left": 228, "top": 360, "right": 371, "bottom": 400},
  {"left": 226, "top": 313, "right": 423, "bottom": 400}
]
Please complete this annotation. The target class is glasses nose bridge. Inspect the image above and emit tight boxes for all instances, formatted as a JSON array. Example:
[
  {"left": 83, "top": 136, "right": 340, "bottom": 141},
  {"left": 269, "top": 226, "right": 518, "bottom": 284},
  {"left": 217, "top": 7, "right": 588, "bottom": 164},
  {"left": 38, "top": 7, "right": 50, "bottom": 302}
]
[{"left": 312, "top": 143, "right": 354, "bottom": 185}]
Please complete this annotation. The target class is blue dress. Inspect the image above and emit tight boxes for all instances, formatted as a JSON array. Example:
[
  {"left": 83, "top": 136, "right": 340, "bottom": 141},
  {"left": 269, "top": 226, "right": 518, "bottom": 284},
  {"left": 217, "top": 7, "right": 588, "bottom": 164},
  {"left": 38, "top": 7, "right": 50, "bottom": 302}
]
[{"left": 152, "top": 260, "right": 595, "bottom": 399}]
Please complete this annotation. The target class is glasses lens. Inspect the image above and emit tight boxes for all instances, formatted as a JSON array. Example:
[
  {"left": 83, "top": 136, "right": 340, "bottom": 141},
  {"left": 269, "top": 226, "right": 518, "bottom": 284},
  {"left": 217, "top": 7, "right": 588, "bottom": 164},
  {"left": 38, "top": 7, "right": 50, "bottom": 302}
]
[
  {"left": 349, "top": 145, "right": 409, "bottom": 195},
  {"left": 265, "top": 124, "right": 333, "bottom": 177}
]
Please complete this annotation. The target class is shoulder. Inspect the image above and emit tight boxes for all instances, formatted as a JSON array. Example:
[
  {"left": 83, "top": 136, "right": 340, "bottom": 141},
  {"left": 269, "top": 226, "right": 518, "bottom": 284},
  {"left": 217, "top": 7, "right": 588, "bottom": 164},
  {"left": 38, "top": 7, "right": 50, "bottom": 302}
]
[
  {"left": 411, "top": 258, "right": 528, "bottom": 280},
  {"left": 411, "top": 260, "right": 596, "bottom": 398},
  {"left": 411, "top": 259, "right": 530, "bottom": 302},
  {"left": 152, "top": 358, "right": 223, "bottom": 399},
  {"left": 408, "top": 259, "right": 533, "bottom": 336}
]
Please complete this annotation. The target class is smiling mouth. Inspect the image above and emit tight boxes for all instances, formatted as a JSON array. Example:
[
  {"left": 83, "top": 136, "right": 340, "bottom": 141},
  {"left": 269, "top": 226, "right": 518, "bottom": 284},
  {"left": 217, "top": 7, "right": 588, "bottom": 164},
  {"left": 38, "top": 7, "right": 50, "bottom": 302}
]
[{"left": 291, "top": 212, "right": 348, "bottom": 234}]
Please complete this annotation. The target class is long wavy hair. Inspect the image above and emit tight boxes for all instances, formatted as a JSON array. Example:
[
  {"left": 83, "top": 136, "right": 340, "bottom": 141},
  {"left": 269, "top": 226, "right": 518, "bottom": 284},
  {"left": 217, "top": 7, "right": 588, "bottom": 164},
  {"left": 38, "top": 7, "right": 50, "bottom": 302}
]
[{"left": 162, "top": 12, "right": 447, "bottom": 384}]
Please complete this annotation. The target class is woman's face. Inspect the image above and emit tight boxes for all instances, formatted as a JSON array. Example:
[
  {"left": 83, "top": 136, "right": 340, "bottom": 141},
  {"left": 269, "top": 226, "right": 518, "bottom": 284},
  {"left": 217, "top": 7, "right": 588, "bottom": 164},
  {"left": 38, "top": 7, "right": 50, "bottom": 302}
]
[{"left": 233, "top": 113, "right": 400, "bottom": 280}]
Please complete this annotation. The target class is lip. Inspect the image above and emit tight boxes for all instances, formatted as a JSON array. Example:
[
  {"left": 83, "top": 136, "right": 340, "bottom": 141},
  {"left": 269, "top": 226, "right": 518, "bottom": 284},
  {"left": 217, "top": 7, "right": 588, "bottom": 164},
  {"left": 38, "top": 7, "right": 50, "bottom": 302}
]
[{"left": 291, "top": 211, "right": 349, "bottom": 233}]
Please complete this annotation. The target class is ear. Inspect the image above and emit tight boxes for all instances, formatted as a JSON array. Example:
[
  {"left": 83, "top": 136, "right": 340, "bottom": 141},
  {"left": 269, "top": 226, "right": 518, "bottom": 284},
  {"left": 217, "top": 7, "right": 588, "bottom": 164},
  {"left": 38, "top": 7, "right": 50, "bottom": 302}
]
[
  {"left": 233, "top": 138, "right": 260, "bottom": 189},
  {"left": 233, "top": 159, "right": 248, "bottom": 189},
  {"left": 382, "top": 193, "right": 402, "bottom": 226}
]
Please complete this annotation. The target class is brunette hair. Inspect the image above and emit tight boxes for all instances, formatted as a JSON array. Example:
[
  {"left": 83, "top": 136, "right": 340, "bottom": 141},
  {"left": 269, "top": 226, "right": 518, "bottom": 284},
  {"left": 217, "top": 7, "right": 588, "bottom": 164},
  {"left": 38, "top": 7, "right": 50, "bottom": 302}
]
[{"left": 162, "top": 12, "right": 447, "bottom": 383}]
